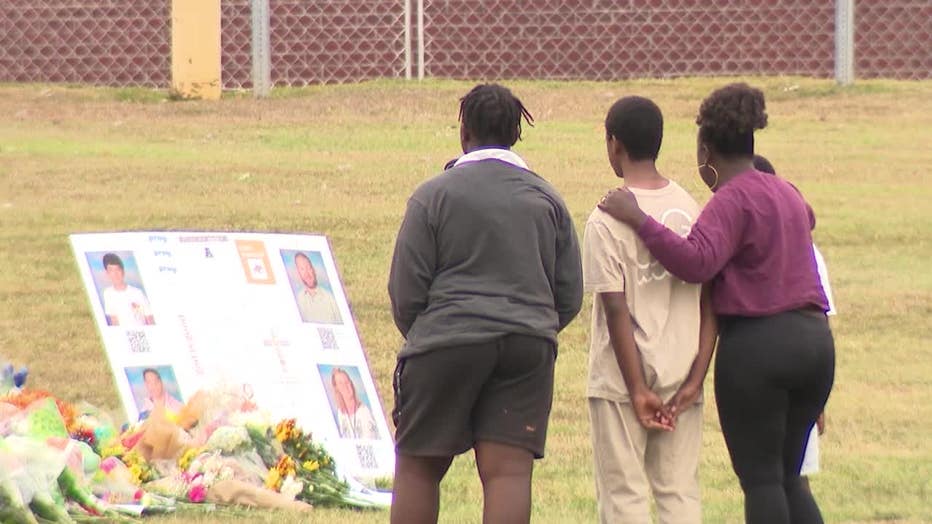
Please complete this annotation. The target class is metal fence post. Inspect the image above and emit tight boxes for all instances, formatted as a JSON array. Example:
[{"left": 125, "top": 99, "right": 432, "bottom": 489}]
[
  {"left": 417, "top": 0, "right": 424, "bottom": 80},
  {"left": 251, "top": 0, "right": 271, "bottom": 97},
  {"left": 835, "top": 0, "right": 855, "bottom": 85},
  {"left": 404, "top": 0, "right": 412, "bottom": 79}
]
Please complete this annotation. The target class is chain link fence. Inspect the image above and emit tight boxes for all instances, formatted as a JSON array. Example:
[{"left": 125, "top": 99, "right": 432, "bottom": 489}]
[
  {"left": 856, "top": 0, "right": 932, "bottom": 79},
  {"left": 221, "top": 0, "right": 408, "bottom": 89},
  {"left": 0, "top": 0, "right": 170, "bottom": 87},
  {"left": 0, "top": 1, "right": 928, "bottom": 88},
  {"left": 421, "top": 0, "right": 837, "bottom": 80}
]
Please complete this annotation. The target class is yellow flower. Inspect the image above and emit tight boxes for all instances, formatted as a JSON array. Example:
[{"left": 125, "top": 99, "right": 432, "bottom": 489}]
[
  {"left": 265, "top": 468, "right": 281, "bottom": 490},
  {"left": 128, "top": 464, "right": 144, "bottom": 485},
  {"left": 178, "top": 447, "right": 202, "bottom": 471},
  {"left": 274, "top": 419, "right": 295, "bottom": 442},
  {"left": 100, "top": 442, "right": 126, "bottom": 459},
  {"left": 302, "top": 460, "right": 319, "bottom": 472},
  {"left": 123, "top": 450, "right": 141, "bottom": 466},
  {"left": 275, "top": 455, "right": 296, "bottom": 477},
  {"left": 274, "top": 418, "right": 304, "bottom": 443}
]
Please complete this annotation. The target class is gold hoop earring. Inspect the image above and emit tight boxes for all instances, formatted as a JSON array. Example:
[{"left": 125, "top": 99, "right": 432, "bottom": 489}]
[{"left": 699, "top": 163, "right": 720, "bottom": 190}]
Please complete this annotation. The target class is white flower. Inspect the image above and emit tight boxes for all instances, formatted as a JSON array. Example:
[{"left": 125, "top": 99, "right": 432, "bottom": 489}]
[
  {"left": 279, "top": 475, "right": 304, "bottom": 501},
  {"left": 204, "top": 426, "right": 250, "bottom": 454},
  {"left": 229, "top": 409, "right": 271, "bottom": 428},
  {"left": 202, "top": 471, "right": 217, "bottom": 486},
  {"left": 218, "top": 466, "right": 234, "bottom": 481}
]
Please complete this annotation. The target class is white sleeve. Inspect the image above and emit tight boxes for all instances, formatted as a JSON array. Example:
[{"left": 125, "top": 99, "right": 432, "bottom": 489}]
[
  {"left": 582, "top": 220, "right": 627, "bottom": 294},
  {"left": 133, "top": 287, "right": 153, "bottom": 316},
  {"left": 812, "top": 245, "right": 836, "bottom": 316},
  {"left": 102, "top": 287, "right": 115, "bottom": 315}
]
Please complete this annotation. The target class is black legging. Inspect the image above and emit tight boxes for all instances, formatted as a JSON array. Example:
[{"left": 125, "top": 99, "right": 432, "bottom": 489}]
[{"left": 715, "top": 309, "right": 835, "bottom": 524}]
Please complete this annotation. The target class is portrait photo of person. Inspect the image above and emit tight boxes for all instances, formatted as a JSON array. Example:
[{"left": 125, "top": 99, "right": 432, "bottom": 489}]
[
  {"left": 280, "top": 249, "right": 342, "bottom": 324},
  {"left": 124, "top": 365, "right": 184, "bottom": 420},
  {"left": 86, "top": 251, "right": 155, "bottom": 326},
  {"left": 319, "top": 364, "right": 380, "bottom": 440}
]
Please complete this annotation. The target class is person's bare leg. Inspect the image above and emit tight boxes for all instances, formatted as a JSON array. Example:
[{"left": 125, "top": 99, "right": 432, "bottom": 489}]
[
  {"left": 475, "top": 441, "right": 535, "bottom": 524},
  {"left": 390, "top": 453, "right": 454, "bottom": 524}
]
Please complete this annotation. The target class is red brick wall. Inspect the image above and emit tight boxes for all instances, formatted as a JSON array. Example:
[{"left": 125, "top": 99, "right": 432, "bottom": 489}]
[{"left": 0, "top": 0, "right": 927, "bottom": 88}]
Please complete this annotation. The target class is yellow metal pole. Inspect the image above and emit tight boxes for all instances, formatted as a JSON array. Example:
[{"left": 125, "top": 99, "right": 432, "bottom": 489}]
[{"left": 171, "top": 0, "right": 221, "bottom": 100}]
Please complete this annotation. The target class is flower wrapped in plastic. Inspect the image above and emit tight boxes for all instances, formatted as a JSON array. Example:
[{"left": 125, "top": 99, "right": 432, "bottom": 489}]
[
  {"left": 204, "top": 425, "right": 252, "bottom": 455},
  {"left": 0, "top": 439, "right": 38, "bottom": 524},
  {"left": 99, "top": 440, "right": 158, "bottom": 486},
  {"left": 93, "top": 456, "right": 145, "bottom": 504},
  {"left": 180, "top": 384, "right": 260, "bottom": 445},
  {"left": 5, "top": 396, "right": 70, "bottom": 440},
  {"left": 68, "top": 402, "right": 120, "bottom": 455},
  {"left": 0, "top": 435, "right": 98, "bottom": 523},
  {"left": 255, "top": 418, "right": 382, "bottom": 509}
]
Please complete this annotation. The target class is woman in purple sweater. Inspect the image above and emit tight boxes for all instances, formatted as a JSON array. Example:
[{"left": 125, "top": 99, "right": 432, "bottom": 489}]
[{"left": 599, "top": 83, "right": 834, "bottom": 524}]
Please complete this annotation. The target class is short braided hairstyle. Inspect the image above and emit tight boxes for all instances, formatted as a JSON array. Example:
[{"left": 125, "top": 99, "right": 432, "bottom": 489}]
[
  {"left": 459, "top": 83, "right": 534, "bottom": 148},
  {"left": 697, "top": 83, "right": 768, "bottom": 156}
]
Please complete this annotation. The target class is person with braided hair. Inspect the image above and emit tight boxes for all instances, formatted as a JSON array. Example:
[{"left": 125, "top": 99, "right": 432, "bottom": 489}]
[
  {"left": 599, "top": 83, "right": 834, "bottom": 523},
  {"left": 388, "top": 83, "right": 583, "bottom": 524}
]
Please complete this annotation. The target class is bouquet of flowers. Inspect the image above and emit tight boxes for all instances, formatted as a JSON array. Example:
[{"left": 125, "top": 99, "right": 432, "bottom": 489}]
[
  {"left": 252, "top": 418, "right": 380, "bottom": 509},
  {"left": 3, "top": 368, "right": 387, "bottom": 518},
  {"left": 99, "top": 440, "right": 159, "bottom": 486}
]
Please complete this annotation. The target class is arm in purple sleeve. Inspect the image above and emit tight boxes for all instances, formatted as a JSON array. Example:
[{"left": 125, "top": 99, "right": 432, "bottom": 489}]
[{"left": 636, "top": 192, "right": 746, "bottom": 283}]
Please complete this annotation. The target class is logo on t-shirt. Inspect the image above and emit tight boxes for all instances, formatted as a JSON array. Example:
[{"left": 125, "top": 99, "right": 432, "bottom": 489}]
[{"left": 636, "top": 208, "right": 693, "bottom": 285}]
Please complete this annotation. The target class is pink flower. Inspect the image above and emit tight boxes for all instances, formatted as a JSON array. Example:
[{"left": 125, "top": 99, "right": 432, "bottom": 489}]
[
  {"left": 99, "top": 456, "right": 120, "bottom": 474},
  {"left": 188, "top": 484, "right": 207, "bottom": 503}
]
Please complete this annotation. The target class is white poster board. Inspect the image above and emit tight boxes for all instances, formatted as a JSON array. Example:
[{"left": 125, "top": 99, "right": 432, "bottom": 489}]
[{"left": 69, "top": 232, "right": 394, "bottom": 481}]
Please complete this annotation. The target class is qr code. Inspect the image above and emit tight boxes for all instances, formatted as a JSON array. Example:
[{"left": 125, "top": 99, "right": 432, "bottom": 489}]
[
  {"left": 126, "top": 330, "right": 151, "bottom": 353},
  {"left": 356, "top": 444, "right": 378, "bottom": 470},
  {"left": 318, "top": 327, "right": 339, "bottom": 350}
]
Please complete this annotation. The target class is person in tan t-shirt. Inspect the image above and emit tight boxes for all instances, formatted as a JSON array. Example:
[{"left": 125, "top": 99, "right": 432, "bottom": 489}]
[{"left": 583, "top": 96, "right": 717, "bottom": 523}]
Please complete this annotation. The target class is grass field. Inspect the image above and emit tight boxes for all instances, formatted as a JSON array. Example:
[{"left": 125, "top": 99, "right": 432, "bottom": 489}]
[{"left": 1, "top": 77, "right": 930, "bottom": 523}]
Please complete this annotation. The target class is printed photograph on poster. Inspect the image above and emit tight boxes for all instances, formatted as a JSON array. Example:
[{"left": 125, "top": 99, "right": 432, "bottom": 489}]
[
  {"left": 124, "top": 365, "right": 184, "bottom": 420},
  {"left": 318, "top": 364, "right": 380, "bottom": 440},
  {"left": 85, "top": 251, "right": 155, "bottom": 326},
  {"left": 280, "top": 249, "right": 342, "bottom": 324},
  {"left": 72, "top": 232, "right": 397, "bottom": 479}
]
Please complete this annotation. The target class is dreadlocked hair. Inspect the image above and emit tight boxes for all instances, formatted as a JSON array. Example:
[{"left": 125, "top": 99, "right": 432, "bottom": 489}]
[
  {"left": 458, "top": 83, "right": 534, "bottom": 148},
  {"left": 696, "top": 83, "right": 768, "bottom": 156}
]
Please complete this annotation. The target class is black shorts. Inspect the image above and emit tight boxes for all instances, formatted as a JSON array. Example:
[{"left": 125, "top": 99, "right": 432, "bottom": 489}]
[{"left": 392, "top": 334, "right": 556, "bottom": 459}]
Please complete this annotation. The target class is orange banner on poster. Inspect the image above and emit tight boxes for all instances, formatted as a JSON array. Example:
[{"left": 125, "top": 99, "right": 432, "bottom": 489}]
[{"left": 235, "top": 239, "right": 275, "bottom": 285}]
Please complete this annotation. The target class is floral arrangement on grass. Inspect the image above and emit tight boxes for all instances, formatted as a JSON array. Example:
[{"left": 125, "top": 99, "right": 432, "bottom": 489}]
[
  {"left": 1, "top": 355, "right": 387, "bottom": 521},
  {"left": 253, "top": 418, "right": 365, "bottom": 508}
]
